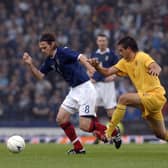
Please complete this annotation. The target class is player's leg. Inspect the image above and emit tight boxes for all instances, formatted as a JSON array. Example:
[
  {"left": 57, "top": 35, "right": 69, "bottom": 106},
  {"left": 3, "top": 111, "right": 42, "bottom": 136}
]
[
  {"left": 146, "top": 116, "right": 168, "bottom": 141},
  {"left": 105, "top": 93, "right": 142, "bottom": 148},
  {"left": 56, "top": 107, "right": 85, "bottom": 154},
  {"left": 140, "top": 91, "right": 168, "bottom": 141},
  {"left": 79, "top": 116, "right": 107, "bottom": 142},
  {"left": 56, "top": 88, "right": 86, "bottom": 155},
  {"left": 106, "top": 108, "right": 123, "bottom": 147},
  {"left": 92, "top": 108, "right": 116, "bottom": 145},
  {"left": 78, "top": 81, "right": 108, "bottom": 143},
  {"left": 107, "top": 108, "right": 124, "bottom": 134},
  {"left": 92, "top": 82, "right": 120, "bottom": 145},
  {"left": 100, "top": 82, "right": 123, "bottom": 148},
  {"left": 106, "top": 93, "right": 141, "bottom": 138}
]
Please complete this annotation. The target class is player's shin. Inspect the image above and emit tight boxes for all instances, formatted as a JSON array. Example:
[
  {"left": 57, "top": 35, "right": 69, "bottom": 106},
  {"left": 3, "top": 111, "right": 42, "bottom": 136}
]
[
  {"left": 88, "top": 117, "right": 107, "bottom": 142},
  {"left": 106, "top": 104, "right": 126, "bottom": 138},
  {"left": 60, "top": 121, "right": 83, "bottom": 151}
]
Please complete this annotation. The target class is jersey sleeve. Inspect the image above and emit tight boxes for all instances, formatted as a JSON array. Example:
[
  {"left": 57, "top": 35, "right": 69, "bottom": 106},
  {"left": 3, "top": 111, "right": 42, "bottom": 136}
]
[
  {"left": 62, "top": 47, "right": 80, "bottom": 61},
  {"left": 144, "top": 53, "right": 155, "bottom": 68},
  {"left": 114, "top": 59, "right": 128, "bottom": 76},
  {"left": 39, "top": 61, "right": 52, "bottom": 75}
]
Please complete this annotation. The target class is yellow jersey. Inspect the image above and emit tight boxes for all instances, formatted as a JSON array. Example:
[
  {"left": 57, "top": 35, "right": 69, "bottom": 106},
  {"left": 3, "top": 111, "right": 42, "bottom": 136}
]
[{"left": 114, "top": 51, "right": 165, "bottom": 94}]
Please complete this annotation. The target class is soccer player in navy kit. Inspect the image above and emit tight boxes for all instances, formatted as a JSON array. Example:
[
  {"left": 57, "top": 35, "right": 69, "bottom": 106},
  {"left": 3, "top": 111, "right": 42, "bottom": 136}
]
[
  {"left": 90, "top": 34, "right": 121, "bottom": 146},
  {"left": 23, "top": 33, "right": 116, "bottom": 154},
  {"left": 91, "top": 34, "right": 118, "bottom": 118}
]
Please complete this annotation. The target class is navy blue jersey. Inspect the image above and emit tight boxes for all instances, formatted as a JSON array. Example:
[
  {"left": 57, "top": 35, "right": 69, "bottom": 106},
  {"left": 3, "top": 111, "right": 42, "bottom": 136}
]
[
  {"left": 40, "top": 47, "right": 89, "bottom": 87},
  {"left": 91, "top": 48, "right": 119, "bottom": 82}
]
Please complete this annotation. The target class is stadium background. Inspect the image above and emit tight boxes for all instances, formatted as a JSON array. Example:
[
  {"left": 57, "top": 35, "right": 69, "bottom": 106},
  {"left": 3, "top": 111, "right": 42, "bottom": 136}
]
[{"left": 0, "top": 0, "right": 168, "bottom": 143}]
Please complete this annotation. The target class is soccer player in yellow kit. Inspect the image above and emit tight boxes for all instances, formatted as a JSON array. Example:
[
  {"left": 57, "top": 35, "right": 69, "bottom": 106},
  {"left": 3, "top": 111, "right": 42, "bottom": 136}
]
[{"left": 89, "top": 36, "right": 168, "bottom": 143}]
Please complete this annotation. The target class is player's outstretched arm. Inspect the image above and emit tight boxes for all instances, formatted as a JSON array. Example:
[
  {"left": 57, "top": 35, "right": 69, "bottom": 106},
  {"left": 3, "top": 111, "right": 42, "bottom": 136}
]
[
  {"left": 88, "top": 58, "right": 119, "bottom": 77},
  {"left": 148, "top": 62, "right": 161, "bottom": 76},
  {"left": 96, "top": 65, "right": 119, "bottom": 77},
  {"left": 22, "top": 52, "right": 45, "bottom": 80},
  {"left": 78, "top": 54, "right": 96, "bottom": 77}
]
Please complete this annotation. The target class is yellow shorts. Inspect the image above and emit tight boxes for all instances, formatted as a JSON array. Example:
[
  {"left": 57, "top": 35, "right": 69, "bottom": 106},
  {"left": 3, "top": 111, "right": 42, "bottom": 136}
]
[{"left": 138, "top": 90, "right": 167, "bottom": 121}]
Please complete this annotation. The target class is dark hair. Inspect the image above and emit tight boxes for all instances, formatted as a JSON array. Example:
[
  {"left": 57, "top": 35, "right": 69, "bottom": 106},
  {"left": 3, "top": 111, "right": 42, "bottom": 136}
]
[
  {"left": 117, "top": 36, "right": 138, "bottom": 52},
  {"left": 39, "top": 33, "right": 56, "bottom": 44},
  {"left": 96, "top": 33, "right": 108, "bottom": 39}
]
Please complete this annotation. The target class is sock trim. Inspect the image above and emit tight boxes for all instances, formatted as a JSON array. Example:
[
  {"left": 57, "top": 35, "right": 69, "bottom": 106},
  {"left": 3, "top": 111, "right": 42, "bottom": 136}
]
[{"left": 72, "top": 137, "right": 79, "bottom": 144}]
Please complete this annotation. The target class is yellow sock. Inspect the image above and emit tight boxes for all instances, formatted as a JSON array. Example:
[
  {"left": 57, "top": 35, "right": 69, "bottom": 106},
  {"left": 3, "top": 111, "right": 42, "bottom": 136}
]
[{"left": 107, "top": 104, "right": 126, "bottom": 135}]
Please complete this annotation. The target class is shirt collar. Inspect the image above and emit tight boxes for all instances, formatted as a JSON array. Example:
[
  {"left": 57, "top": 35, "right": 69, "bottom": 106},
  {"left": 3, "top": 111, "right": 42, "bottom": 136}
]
[
  {"left": 50, "top": 49, "right": 57, "bottom": 59},
  {"left": 96, "top": 48, "right": 110, "bottom": 54}
]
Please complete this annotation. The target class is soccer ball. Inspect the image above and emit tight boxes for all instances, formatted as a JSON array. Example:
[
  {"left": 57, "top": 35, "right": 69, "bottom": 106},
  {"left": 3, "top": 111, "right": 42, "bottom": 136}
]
[{"left": 6, "top": 135, "right": 25, "bottom": 153}]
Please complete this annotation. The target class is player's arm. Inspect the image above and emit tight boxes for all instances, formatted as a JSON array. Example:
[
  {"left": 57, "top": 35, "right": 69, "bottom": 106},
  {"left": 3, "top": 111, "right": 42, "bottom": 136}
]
[
  {"left": 78, "top": 54, "right": 96, "bottom": 77},
  {"left": 148, "top": 62, "right": 161, "bottom": 76},
  {"left": 88, "top": 58, "right": 119, "bottom": 77},
  {"left": 96, "top": 65, "right": 119, "bottom": 77},
  {"left": 22, "top": 52, "right": 45, "bottom": 80}
]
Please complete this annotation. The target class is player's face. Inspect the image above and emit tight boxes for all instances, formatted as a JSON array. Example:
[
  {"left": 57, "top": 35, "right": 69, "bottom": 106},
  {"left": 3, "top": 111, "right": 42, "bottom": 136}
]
[
  {"left": 39, "top": 41, "right": 55, "bottom": 57},
  {"left": 117, "top": 45, "right": 130, "bottom": 61},
  {"left": 96, "top": 36, "right": 108, "bottom": 51}
]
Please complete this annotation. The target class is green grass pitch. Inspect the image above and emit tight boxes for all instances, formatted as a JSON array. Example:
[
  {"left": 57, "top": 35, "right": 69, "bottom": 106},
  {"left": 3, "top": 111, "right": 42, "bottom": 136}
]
[{"left": 0, "top": 143, "right": 168, "bottom": 168}]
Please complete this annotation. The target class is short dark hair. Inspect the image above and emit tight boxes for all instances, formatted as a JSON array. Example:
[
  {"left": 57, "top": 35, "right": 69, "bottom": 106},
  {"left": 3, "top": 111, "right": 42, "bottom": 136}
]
[
  {"left": 96, "top": 33, "right": 108, "bottom": 39},
  {"left": 117, "top": 36, "right": 138, "bottom": 52},
  {"left": 39, "top": 33, "right": 56, "bottom": 44}
]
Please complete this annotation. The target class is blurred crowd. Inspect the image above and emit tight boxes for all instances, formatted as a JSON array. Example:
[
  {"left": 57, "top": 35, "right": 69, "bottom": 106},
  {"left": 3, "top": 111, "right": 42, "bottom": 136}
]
[{"left": 0, "top": 0, "right": 168, "bottom": 126}]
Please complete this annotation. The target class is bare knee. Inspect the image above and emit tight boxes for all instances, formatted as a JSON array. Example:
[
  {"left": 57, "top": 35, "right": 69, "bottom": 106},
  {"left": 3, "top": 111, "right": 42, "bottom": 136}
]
[
  {"left": 56, "top": 108, "right": 71, "bottom": 125},
  {"left": 79, "top": 117, "right": 91, "bottom": 132},
  {"left": 80, "top": 125, "right": 88, "bottom": 132},
  {"left": 118, "top": 94, "right": 129, "bottom": 105},
  {"left": 79, "top": 121, "right": 89, "bottom": 132},
  {"left": 56, "top": 115, "right": 63, "bottom": 125}
]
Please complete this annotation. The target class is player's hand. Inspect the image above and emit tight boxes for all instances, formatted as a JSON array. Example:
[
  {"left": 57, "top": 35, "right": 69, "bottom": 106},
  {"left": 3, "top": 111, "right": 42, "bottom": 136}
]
[
  {"left": 22, "top": 52, "right": 33, "bottom": 65},
  {"left": 148, "top": 62, "right": 161, "bottom": 76},
  {"left": 88, "top": 58, "right": 100, "bottom": 69},
  {"left": 105, "top": 122, "right": 113, "bottom": 139},
  {"left": 148, "top": 67, "right": 160, "bottom": 76}
]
